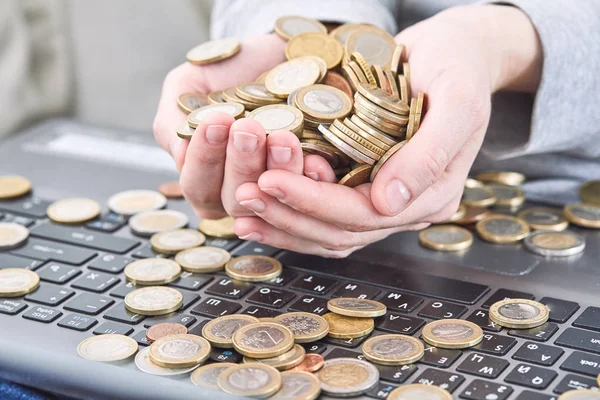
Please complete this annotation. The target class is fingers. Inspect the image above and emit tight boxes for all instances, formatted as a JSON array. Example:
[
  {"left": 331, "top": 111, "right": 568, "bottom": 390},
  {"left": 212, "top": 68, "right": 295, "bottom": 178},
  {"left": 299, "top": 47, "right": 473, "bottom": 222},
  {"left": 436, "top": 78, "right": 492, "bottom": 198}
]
[
  {"left": 303, "top": 154, "right": 337, "bottom": 183},
  {"left": 266, "top": 130, "right": 303, "bottom": 174}
]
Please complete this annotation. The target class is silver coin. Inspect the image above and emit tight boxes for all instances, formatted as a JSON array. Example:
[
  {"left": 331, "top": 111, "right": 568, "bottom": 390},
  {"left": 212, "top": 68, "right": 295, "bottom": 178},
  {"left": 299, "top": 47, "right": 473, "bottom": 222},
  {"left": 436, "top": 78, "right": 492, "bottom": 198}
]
[
  {"left": 125, "top": 258, "right": 181, "bottom": 284},
  {"left": 348, "top": 32, "right": 393, "bottom": 67},
  {"left": 318, "top": 358, "right": 379, "bottom": 397},
  {"left": 570, "top": 204, "right": 600, "bottom": 221},
  {"left": 248, "top": 105, "right": 303, "bottom": 133},
  {"left": 227, "top": 367, "right": 272, "bottom": 391},
  {"left": 158, "top": 337, "right": 201, "bottom": 359},
  {"left": 498, "top": 303, "right": 541, "bottom": 320},
  {"left": 276, "top": 315, "right": 322, "bottom": 335},
  {"left": 0, "top": 222, "right": 29, "bottom": 250},
  {"left": 188, "top": 103, "right": 244, "bottom": 125},
  {"left": 431, "top": 323, "right": 474, "bottom": 341},
  {"left": 107, "top": 189, "right": 166, "bottom": 216},
  {"left": 126, "top": 287, "right": 182, "bottom": 310},
  {"left": 230, "top": 257, "right": 276, "bottom": 274},
  {"left": 135, "top": 347, "right": 198, "bottom": 376},
  {"left": 240, "top": 326, "right": 287, "bottom": 349},
  {"left": 462, "top": 187, "right": 494, "bottom": 202},
  {"left": 333, "top": 299, "right": 379, "bottom": 311},
  {"left": 271, "top": 371, "right": 319, "bottom": 400},
  {"left": 524, "top": 231, "right": 586, "bottom": 257},
  {"left": 303, "top": 89, "right": 344, "bottom": 114},
  {"left": 520, "top": 208, "right": 563, "bottom": 225},
  {"left": 211, "top": 318, "right": 256, "bottom": 340},
  {"left": 390, "top": 386, "right": 451, "bottom": 400},
  {"left": 128, "top": 209, "right": 189, "bottom": 237},
  {"left": 287, "top": 89, "right": 300, "bottom": 107},
  {"left": 423, "top": 228, "right": 470, "bottom": 244},
  {"left": 488, "top": 183, "right": 521, "bottom": 199},
  {"left": 371, "top": 337, "right": 418, "bottom": 357},
  {"left": 279, "top": 17, "right": 325, "bottom": 38},
  {"left": 482, "top": 218, "right": 524, "bottom": 236}
]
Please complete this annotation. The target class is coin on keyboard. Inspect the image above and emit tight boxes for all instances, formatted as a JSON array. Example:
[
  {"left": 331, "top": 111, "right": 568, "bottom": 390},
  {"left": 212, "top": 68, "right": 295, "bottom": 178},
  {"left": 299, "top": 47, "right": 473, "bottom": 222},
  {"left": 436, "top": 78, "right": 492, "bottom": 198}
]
[
  {"left": 558, "top": 390, "right": 600, "bottom": 400},
  {"left": 0, "top": 176, "right": 31, "bottom": 199},
  {"left": 0, "top": 222, "right": 29, "bottom": 250},
  {"left": 177, "top": 93, "right": 209, "bottom": 114},
  {"left": 418, "top": 225, "right": 473, "bottom": 252},
  {"left": 475, "top": 171, "right": 526, "bottom": 187},
  {"left": 265, "top": 57, "right": 321, "bottom": 98},
  {"left": 564, "top": 203, "right": 600, "bottom": 229},
  {"left": 291, "top": 353, "right": 325, "bottom": 373},
  {"left": 190, "top": 362, "right": 237, "bottom": 389},
  {"left": 124, "top": 286, "right": 183, "bottom": 316},
  {"left": 198, "top": 216, "right": 236, "bottom": 238},
  {"left": 271, "top": 370, "right": 321, "bottom": 400},
  {"left": 77, "top": 334, "right": 138, "bottom": 362},
  {"left": 150, "top": 229, "right": 206, "bottom": 254},
  {"left": 158, "top": 181, "right": 183, "bottom": 199},
  {"left": 370, "top": 140, "right": 408, "bottom": 182},
  {"left": 317, "top": 358, "right": 379, "bottom": 397},
  {"left": 146, "top": 322, "right": 187, "bottom": 344},
  {"left": 421, "top": 319, "right": 483, "bottom": 349},
  {"left": 322, "top": 312, "right": 374, "bottom": 339},
  {"left": 274, "top": 16, "right": 327, "bottom": 41},
  {"left": 232, "top": 322, "right": 295, "bottom": 358},
  {"left": 517, "top": 207, "right": 568, "bottom": 231},
  {"left": 487, "top": 183, "right": 525, "bottom": 208},
  {"left": 243, "top": 344, "right": 306, "bottom": 371},
  {"left": 462, "top": 185, "right": 496, "bottom": 208},
  {"left": 187, "top": 103, "right": 245, "bottom": 129},
  {"left": 489, "top": 298, "right": 549, "bottom": 329},
  {"left": 202, "top": 314, "right": 260, "bottom": 348},
  {"left": 107, "top": 189, "right": 167, "bottom": 216},
  {"left": 136, "top": 346, "right": 199, "bottom": 377},
  {"left": 149, "top": 334, "right": 211, "bottom": 368},
  {"left": 175, "top": 246, "right": 231, "bottom": 273},
  {"left": 476, "top": 215, "right": 530, "bottom": 244},
  {"left": 327, "top": 298, "right": 387, "bottom": 318},
  {"left": 338, "top": 164, "right": 373, "bottom": 188},
  {"left": 0, "top": 268, "right": 39, "bottom": 297},
  {"left": 272, "top": 312, "right": 329, "bottom": 343},
  {"left": 186, "top": 37, "right": 240, "bottom": 65},
  {"left": 387, "top": 384, "right": 452, "bottom": 400},
  {"left": 124, "top": 258, "right": 181, "bottom": 285},
  {"left": 225, "top": 255, "right": 282, "bottom": 282},
  {"left": 218, "top": 363, "right": 282, "bottom": 398},
  {"left": 128, "top": 209, "right": 189, "bottom": 237},
  {"left": 345, "top": 26, "right": 396, "bottom": 68},
  {"left": 247, "top": 104, "right": 304, "bottom": 134},
  {"left": 524, "top": 230, "right": 585, "bottom": 257},
  {"left": 47, "top": 198, "right": 101, "bottom": 224},
  {"left": 361, "top": 334, "right": 424, "bottom": 366}
]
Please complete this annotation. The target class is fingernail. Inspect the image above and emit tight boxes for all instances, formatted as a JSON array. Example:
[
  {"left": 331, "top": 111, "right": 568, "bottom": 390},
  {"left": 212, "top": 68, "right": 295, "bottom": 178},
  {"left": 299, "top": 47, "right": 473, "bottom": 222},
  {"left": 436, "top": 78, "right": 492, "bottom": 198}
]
[
  {"left": 261, "top": 187, "right": 285, "bottom": 199},
  {"left": 239, "top": 232, "right": 263, "bottom": 242},
  {"left": 305, "top": 171, "right": 319, "bottom": 181},
  {"left": 269, "top": 146, "right": 292, "bottom": 164},
  {"left": 239, "top": 199, "right": 266, "bottom": 213},
  {"left": 205, "top": 125, "right": 229, "bottom": 145},
  {"left": 233, "top": 131, "right": 258, "bottom": 153},
  {"left": 385, "top": 179, "right": 411, "bottom": 214}
]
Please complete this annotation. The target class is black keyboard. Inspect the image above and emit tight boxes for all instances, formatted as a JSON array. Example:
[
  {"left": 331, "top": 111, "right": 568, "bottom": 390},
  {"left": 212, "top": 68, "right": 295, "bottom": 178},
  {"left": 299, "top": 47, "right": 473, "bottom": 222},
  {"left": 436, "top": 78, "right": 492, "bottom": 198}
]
[{"left": 1, "top": 194, "right": 599, "bottom": 399}]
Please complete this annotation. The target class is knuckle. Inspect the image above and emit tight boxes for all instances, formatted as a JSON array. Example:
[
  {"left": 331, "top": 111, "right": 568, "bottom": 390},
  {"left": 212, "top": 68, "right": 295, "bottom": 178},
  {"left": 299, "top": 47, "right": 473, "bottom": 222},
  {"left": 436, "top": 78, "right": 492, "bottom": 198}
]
[
  {"left": 320, "top": 231, "right": 360, "bottom": 251},
  {"left": 229, "top": 162, "right": 263, "bottom": 180},
  {"left": 421, "top": 146, "right": 450, "bottom": 183},
  {"left": 189, "top": 148, "right": 223, "bottom": 168},
  {"left": 271, "top": 216, "right": 294, "bottom": 233}
]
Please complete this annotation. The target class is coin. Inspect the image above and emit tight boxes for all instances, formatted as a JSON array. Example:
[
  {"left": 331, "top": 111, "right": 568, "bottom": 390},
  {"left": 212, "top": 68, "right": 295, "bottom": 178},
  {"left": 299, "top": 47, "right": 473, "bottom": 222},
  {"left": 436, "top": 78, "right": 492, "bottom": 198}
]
[
  {"left": 225, "top": 255, "right": 282, "bottom": 282},
  {"left": 487, "top": 183, "right": 525, "bottom": 207},
  {"left": 354, "top": 94, "right": 409, "bottom": 126},
  {"left": 322, "top": 71, "right": 353, "bottom": 100},
  {"left": 295, "top": 85, "right": 352, "bottom": 122},
  {"left": 462, "top": 185, "right": 496, "bottom": 208},
  {"left": 124, "top": 258, "right": 182, "bottom": 285},
  {"left": 0, "top": 176, "right": 31, "bottom": 199},
  {"left": 271, "top": 370, "right": 321, "bottom": 400},
  {"left": 524, "top": 231, "right": 585, "bottom": 257},
  {"left": 135, "top": 346, "right": 199, "bottom": 376},
  {"left": 208, "top": 90, "right": 225, "bottom": 104},
  {"left": 350, "top": 52, "right": 376, "bottom": 85},
  {"left": 150, "top": 229, "right": 206, "bottom": 254},
  {"left": 370, "top": 140, "right": 408, "bottom": 182},
  {"left": 175, "top": 246, "right": 231, "bottom": 273},
  {"left": 322, "top": 312, "right": 374, "bottom": 339},
  {"left": 158, "top": 181, "right": 183, "bottom": 199},
  {"left": 558, "top": 390, "right": 600, "bottom": 400},
  {"left": 421, "top": 319, "right": 483, "bottom": 349},
  {"left": 236, "top": 83, "right": 282, "bottom": 105},
  {"left": 442, "top": 204, "right": 467, "bottom": 223},
  {"left": 476, "top": 171, "right": 526, "bottom": 186},
  {"left": 46, "top": 198, "right": 101, "bottom": 224},
  {"left": 343, "top": 118, "right": 393, "bottom": 150},
  {"left": 291, "top": 353, "right": 325, "bottom": 373},
  {"left": 338, "top": 164, "right": 373, "bottom": 188},
  {"left": 188, "top": 103, "right": 245, "bottom": 129},
  {"left": 198, "top": 216, "right": 236, "bottom": 238},
  {"left": 350, "top": 114, "right": 397, "bottom": 147},
  {"left": 149, "top": 334, "right": 211, "bottom": 368},
  {"left": 476, "top": 215, "right": 530, "bottom": 244},
  {"left": 331, "top": 120, "right": 386, "bottom": 156},
  {"left": 247, "top": 104, "right": 304, "bottom": 134},
  {"left": 233, "top": 322, "right": 295, "bottom": 358},
  {"left": 265, "top": 57, "right": 321, "bottom": 98},
  {"left": 319, "top": 124, "right": 376, "bottom": 165},
  {"left": 146, "top": 322, "right": 187, "bottom": 344},
  {"left": 345, "top": 26, "right": 396, "bottom": 68},
  {"left": 489, "top": 298, "right": 549, "bottom": 329},
  {"left": 418, "top": 225, "right": 473, "bottom": 252},
  {"left": 128, "top": 209, "right": 189, "bottom": 237},
  {"left": 361, "top": 334, "right": 424, "bottom": 366},
  {"left": 387, "top": 384, "right": 452, "bottom": 400},
  {"left": 275, "top": 16, "right": 327, "bottom": 41},
  {"left": 186, "top": 37, "right": 241, "bottom": 65},
  {"left": 0, "top": 222, "right": 29, "bottom": 250},
  {"left": 218, "top": 363, "right": 282, "bottom": 398},
  {"left": 124, "top": 286, "right": 183, "bottom": 315},
  {"left": 405, "top": 98, "right": 417, "bottom": 140},
  {"left": 356, "top": 82, "right": 409, "bottom": 115},
  {"left": 330, "top": 23, "right": 365, "bottom": 45},
  {"left": 317, "top": 358, "right": 379, "bottom": 397},
  {"left": 77, "top": 334, "right": 138, "bottom": 362},
  {"left": 191, "top": 362, "right": 237, "bottom": 390},
  {"left": 327, "top": 298, "right": 386, "bottom": 318},
  {"left": 579, "top": 180, "right": 600, "bottom": 206},
  {"left": 177, "top": 93, "right": 209, "bottom": 114},
  {"left": 518, "top": 208, "right": 569, "bottom": 231},
  {"left": 244, "top": 344, "right": 306, "bottom": 371},
  {"left": 273, "top": 312, "right": 329, "bottom": 343},
  {"left": 301, "top": 142, "right": 339, "bottom": 168},
  {"left": 202, "top": 314, "right": 260, "bottom": 348},
  {"left": 286, "top": 32, "right": 344, "bottom": 69},
  {"left": 454, "top": 206, "right": 491, "bottom": 226},
  {"left": 107, "top": 189, "right": 167, "bottom": 216},
  {"left": 0, "top": 268, "right": 39, "bottom": 297},
  {"left": 402, "top": 63, "right": 412, "bottom": 100},
  {"left": 564, "top": 203, "right": 600, "bottom": 228},
  {"left": 390, "top": 44, "right": 405, "bottom": 74}
]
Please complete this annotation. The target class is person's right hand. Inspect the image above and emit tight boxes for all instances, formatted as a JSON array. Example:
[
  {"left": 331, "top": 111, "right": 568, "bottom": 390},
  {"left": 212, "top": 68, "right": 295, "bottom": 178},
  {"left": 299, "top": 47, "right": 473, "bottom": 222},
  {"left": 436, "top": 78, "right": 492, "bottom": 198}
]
[{"left": 153, "top": 34, "right": 286, "bottom": 219}]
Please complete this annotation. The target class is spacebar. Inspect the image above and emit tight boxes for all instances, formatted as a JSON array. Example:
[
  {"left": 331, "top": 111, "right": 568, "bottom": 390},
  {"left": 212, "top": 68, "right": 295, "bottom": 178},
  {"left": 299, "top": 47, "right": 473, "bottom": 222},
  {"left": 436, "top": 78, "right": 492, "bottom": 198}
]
[{"left": 278, "top": 252, "right": 489, "bottom": 305}]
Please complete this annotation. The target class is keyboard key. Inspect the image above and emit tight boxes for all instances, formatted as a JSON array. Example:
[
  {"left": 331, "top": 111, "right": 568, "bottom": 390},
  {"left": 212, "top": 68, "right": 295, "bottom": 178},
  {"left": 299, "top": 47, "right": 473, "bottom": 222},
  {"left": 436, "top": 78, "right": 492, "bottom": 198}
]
[
  {"left": 36, "top": 262, "right": 81, "bottom": 284},
  {"left": 508, "top": 322, "right": 559, "bottom": 342},
  {"left": 512, "top": 342, "right": 564, "bottom": 366},
  {"left": 456, "top": 352, "right": 509, "bottom": 379},
  {"left": 420, "top": 346, "right": 462, "bottom": 368},
  {"left": 22, "top": 305, "right": 62, "bottom": 323},
  {"left": 412, "top": 369, "right": 465, "bottom": 393},
  {"left": 85, "top": 212, "right": 126, "bottom": 233},
  {"left": 291, "top": 274, "right": 337, "bottom": 295},
  {"left": 57, "top": 314, "right": 98, "bottom": 331},
  {"left": 288, "top": 295, "right": 329, "bottom": 315},
  {"left": 93, "top": 321, "right": 133, "bottom": 336},
  {"left": 482, "top": 289, "right": 534, "bottom": 309},
  {"left": 465, "top": 309, "right": 503, "bottom": 332},
  {"left": 179, "top": 291, "right": 200, "bottom": 310},
  {"left": 132, "top": 330, "right": 151, "bottom": 346},
  {"left": 0, "top": 196, "right": 51, "bottom": 218},
  {"left": 12, "top": 237, "right": 97, "bottom": 265},
  {"left": 332, "top": 282, "right": 381, "bottom": 299},
  {"left": 71, "top": 271, "right": 120, "bottom": 293},
  {"left": 169, "top": 272, "right": 212, "bottom": 291},
  {"left": 131, "top": 244, "right": 167, "bottom": 259},
  {"left": 366, "top": 382, "right": 397, "bottom": 399},
  {"left": 473, "top": 333, "right": 516, "bottom": 356},
  {"left": 210, "top": 347, "right": 243, "bottom": 363},
  {"left": 205, "top": 237, "right": 242, "bottom": 251},
  {"left": 3, "top": 214, "right": 35, "bottom": 227},
  {"left": 231, "top": 242, "right": 279, "bottom": 257},
  {"left": 560, "top": 351, "right": 600, "bottom": 377},
  {"left": 514, "top": 391, "right": 556, "bottom": 400},
  {"left": 539, "top": 297, "right": 579, "bottom": 323},
  {"left": 25, "top": 285, "right": 74, "bottom": 306},
  {"left": 241, "top": 306, "right": 282, "bottom": 319},
  {"left": 187, "top": 320, "right": 209, "bottom": 337},
  {"left": 64, "top": 293, "right": 114, "bottom": 315},
  {"left": 302, "top": 343, "right": 327, "bottom": 355},
  {"left": 104, "top": 302, "right": 146, "bottom": 325},
  {"left": 247, "top": 287, "right": 296, "bottom": 309},
  {"left": 325, "top": 348, "right": 363, "bottom": 360},
  {"left": 459, "top": 380, "right": 513, "bottom": 400},
  {"left": 376, "top": 313, "right": 425, "bottom": 335},
  {"left": 190, "top": 297, "right": 241, "bottom": 318},
  {"left": 205, "top": 277, "right": 254, "bottom": 299},
  {"left": 418, "top": 301, "right": 467, "bottom": 320},
  {"left": 377, "top": 364, "right": 418, "bottom": 384},
  {"left": 0, "top": 253, "right": 43, "bottom": 270},
  {"left": 553, "top": 374, "right": 599, "bottom": 394},
  {"left": 264, "top": 269, "right": 297, "bottom": 287},
  {"left": 88, "top": 254, "right": 133, "bottom": 274},
  {"left": 324, "top": 335, "right": 369, "bottom": 349},
  {"left": 144, "top": 314, "right": 196, "bottom": 328},
  {"left": 573, "top": 307, "right": 600, "bottom": 332},
  {"left": 110, "top": 282, "right": 137, "bottom": 299},
  {"left": 555, "top": 328, "right": 600, "bottom": 355},
  {"left": 378, "top": 291, "right": 424, "bottom": 313},
  {"left": 0, "top": 299, "right": 27, "bottom": 315},
  {"left": 504, "top": 363, "right": 557, "bottom": 390}
]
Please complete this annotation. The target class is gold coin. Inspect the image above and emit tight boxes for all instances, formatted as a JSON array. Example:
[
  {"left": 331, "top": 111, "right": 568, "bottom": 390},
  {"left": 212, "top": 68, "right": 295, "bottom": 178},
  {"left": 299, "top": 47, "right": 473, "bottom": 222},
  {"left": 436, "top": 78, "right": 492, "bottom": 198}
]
[
  {"left": 558, "top": 390, "right": 600, "bottom": 400},
  {"left": 476, "top": 215, "right": 530, "bottom": 244},
  {"left": 564, "top": 203, "right": 600, "bottom": 229},
  {"left": 414, "top": 92, "right": 424, "bottom": 131},
  {"left": 124, "top": 286, "right": 183, "bottom": 316},
  {"left": 454, "top": 206, "right": 491, "bottom": 226},
  {"left": 370, "top": 140, "right": 408, "bottom": 182},
  {"left": 0, "top": 222, "right": 29, "bottom": 250},
  {"left": 397, "top": 75, "right": 409, "bottom": 104},
  {"left": 233, "top": 322, "right": 295, "bottom": 358},
  {"left": 186, "top": 37, "right": 240, "bottom": 65},
  {"left": 175, "top": 246, "right": 231, "bottom": 273},
  {"left": 388, "top": 384, "right": 452, "bottom": 400},
  {"left": 317, "top": 358, "right": 379, "bottom": 397},
  {"left": 419, "top": 225, "right": 473, "bottom": 252},
  {"left": 218, "top": 363, "right": 282, "bottom": 398},
  {"left": 487, "top": 183, "right": 525, "bottom": 207},
  {"left": 301, "top": 142, "right": 339, "bottom": 168},
  {"left": 442, "top": 203, "right": 467, "bottom": 223},
  {"left": 198, "top": 216, "right": 236, "bottom": 238},
  {"left": 338, "top": 165, "right": 373, "bottom": 188},
  {"left": 77, "top": 334, "right": 138, "bottom": 362},
  {"left": 265, "top": 57, "right": 322, "bottom": 98},
  {"left": 524, "top": 231, "right": 585, "bottom": 257},
  {"left": 489, "top": 298, "right": 549, "bottom": 329},
  {"left": 188, "top": 103, "right": 244, "bottom": 129},
  {"left": 271, "top": 370, "right": 321, "bottom": 400},
  {"left": 275, "top": 16, "right": 327, "bottom": 41},
  {"left": 149, "top": 334, "right": 211, "bottom": 368},
  {"left": 243, "top": 344, "right": 306, "bottom": 371},
  {"left": 46, "top": 198, "right": 101, "bottom": 224},
  {"left": 421, "top": 319, "right": 483, "bottom": 349},
  {"left": 347, "top": 61, "right": 369, "bottom": 84},
  {"left": 329, "top": 123, "right": 384, "bottom": 160},
  {"left": 222, "top": 86, "right": 262, "bottom": 110},
  {"left": 356, "top": 82, "right": 409, "bottom": 115},
  {"left": 208, "top": 90, "right": 225, "bottom": 104},
  {"left": 354, "top": 94, "right": 409, "bottom": 126},
  {"left": 352, "top": 106, "right": 406, "bottom": 137},
  {"left": 236, "top": 83, "right": 282, "bottom": 105},
  {"left": 124, "top": 258, "right": 182, "bottom": 285},
  {"left": 385, "top": 70, "right": 401, "bottom": 100},
  {"left": 177, "top": 93, "right": 209, "bottom": 114},
  {"left": 345, "top": 26, "right": 396, "bottom": 68},
  {"left": 318, "top": 125, "right": 376, "bottom": 166},
  {"left": 247, "top": 104, "right": 304, "bottom": 134},
  {"left": 286, "top": 32, "right": 343, "bottom": 69},
  {"left": 349, "top": 115, "right": 397, "bottom": 147},
  {"left": 327, "top": 298, "right": 386, "bottom": 318},
  {"left": 273, "top": 312, "right": 329, "bottom": 343},
  {"left": 402, "top": 63, "right": 412, "bottom": 100},
  {"left": 150, "top": 229, "right": 205, "bottom": 254},
  {"left": 190, "top": 362, "right": 237, "bottom": 390},
  {"left": 390, "top": 44, "right": 405, "bottom": 74},
  {"left": 225, "top": 255, "right": 282, "bottom": 282},
  {"left": 128, "top": 209, "right": 189, "bottom": 237},
  {"left": 340, "top": 64, "right": 361, "bottom": 92},
  {"left": 350, "top": 52, "right": 376, "bottom": 85},
  {"left": 0, "top": 176, "right": 31, "bottom": 199},
  {"left": 202, "top": 314, "right": 260, "bottom": 348},
  {"left": 361, "top": 334, "right": 424, "bottom": 366},
  {"left": 462, "top": 185, "right": 496, "bottom": 208},
  {"left": 0, "top": 268, "right": 39, "bottom": 297},
  {"left": 579, "top": 180, "right": 600, "bottom": 206},
  {"left": 371, "top": 65, "right": 387, "bottom": 91},
  {"left": 343, "top": 118, "right": 393, "bottom": 151},
  {"left": 305, "top": 56, "right": 328, "bottom": 82},
  {"left": 476, "top": 171, "right": 526, "bottom": 186},
  {"left": 405, "top": 98, "right": 417, "bottom": 140},
  {"left": 322, "top": 312, "right": 374, "bottom": 339},
  {"left": 518, "top": 207, "right": 569, "bottom": 231},
  {"left": 295, "top": 84, "right": 352, "bottom": 122},
  {"left": 107, "top": 189, "right": 166, "bottom": 216},
  {"left": 330, "top": 23, "right": 366, "bottom": 45}
]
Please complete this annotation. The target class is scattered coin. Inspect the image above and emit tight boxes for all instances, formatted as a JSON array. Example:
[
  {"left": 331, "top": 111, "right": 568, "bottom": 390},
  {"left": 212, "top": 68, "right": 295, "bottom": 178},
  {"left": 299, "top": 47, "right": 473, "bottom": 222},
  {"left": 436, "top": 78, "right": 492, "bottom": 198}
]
[
  {"left": 107, "top": 189, "right": 167, "bottom": 216},
  {"left": 244, "top": 344, "right": 306, "bottom": 371},
  {"left": 275, "top": 16, "right": 327, "bottom": 41},
  {"left": 454, "top": 206, "right": 491, "bottom": 226},
  {"left": 286, "top": 32, "right": 344, "bottom": 69},
  {"left": 187, "top": 103, "right": 245, "bottom": 129},
  {"left": 273, "top": 312, "right": 329, "bottom": 343},
  {"left": 476, "top": 215, "right": 530, "bottom": 244},
  {"left": 487, "top": 183, "right": 525, "bottom": 207},
  {"left": 198, "top": 216, "right": 236, "bottom": 238},
  {"left": 177, "top": 93, "right": 209, "bottom": 114},
  {"left": 265, "top": 57, "right": 322, "bottom": 98},
  {"left": 564, "top": 203, "right": 600, "bottom": 228},
  {"left": 136, "top": 346, "right": 199, "bottom": 376},
  {"left": 124, "top": 258, "right": 181, "bottom": 285},
  {"left": 489, "top": 298, "right": 550, "bottom": 329},
  {"left": 146, "top": 322, "right": 187, "bottom": 344},
  {"left": 175, "top": 246, "right": 231, "bottom": 273},
  {"left": 186, "top": 37, "right": 241, "bottom": 65},
  {"left": 46, "top": 198, "right": 101, "bottom": 224},
  {"left": 579, "top": 180, "right": 600, "bottom": 206},
  {"left": 124, "top": 286, "right": 183, "bottom": 316},
  {"left": 524, "top": 230, "right": 585, "bottom": 257},
  {"left": 202, "top": 314, "right": 260, "bottom": 348},
  {"left": 233, "top": 322, "right": 295, "bottom": 358},
  {"left": 149, "top": 229, "right": 206, "bottom": 254},
  {"left": 327, "top": 298, "right": 386, "bottom": 318},
  {"left": 0, "top": 176, "right": 31, "bottom": 199},
  {"left": 370, "top": 140, "right": 408, "bottom": 182},
  {"left": 291, "top": 353, "right": 325, "bottom": 373},
  {"left": 443, "top": 204, "right": 467, "bottom": 223},
  {"left": 149, "top": 334, "right": 211, "bottom": 368},
  {"left": 128, "top": 209, "right": 189, "bottom": 237},
  {"left": 476, "top": 171, "right": 525, "bottom": 187},
  {"left": 558, "top": 390, "right": 600, "bottom": 400},
  {"left": 0, "top": 222, "right": 29, "bottom": 250},
  {"left": 322, "top": 312, "right": 374, "bottom": 339},
  {"left": 225, "top": 255, "right": 282, "bottom": 282},
  {"left": 247, "top": 104, "right": 304, "bottom": 134},
  {"left": 217, "top": 363, "right": 282, "bottom": 398},
  {"left": 0, "top": 268, "right": 39, "bottom": 297},
  {"left": 338, "top": 164, "right": 373, "bottom": 187},
  {"left": 158, "top": 181, "right": 183, "bottom": 199},
  {"left": 317, "top": 358, "right": 379, "bottom": 397},
  {"left": 361, "top": 334, "right": 424, "bottom": 366},
  {"left": 190, "top": 362, "right": 237, "bottom": 389},
  {"left": 462, "top": 185, "right": 496, "bottom": 208},
  {"left": 418, "top": 225, "right": 473, "bottom": 252},
  {"left": 77, "top": 334, "right": 138, "bottom": 362},
  {"left": 517, "top": 207, "right": 568, "bottom": 231},
  {"left": 421, "top": 319, "right": 483, "bottom": 349},
  {"left": 387, "top": 384, "right": 452, "bottom": 400},
  {"left": 345, "top": 26, "right": 396, "bottom": 68},
  {"left": 271, "top": 370, "right": 321, "bottom": 400}
]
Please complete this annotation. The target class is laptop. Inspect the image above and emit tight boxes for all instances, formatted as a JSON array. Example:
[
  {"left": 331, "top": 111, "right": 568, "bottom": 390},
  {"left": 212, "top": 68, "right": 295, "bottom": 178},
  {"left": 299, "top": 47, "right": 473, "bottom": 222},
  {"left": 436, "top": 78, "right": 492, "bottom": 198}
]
[{"left": 0, "top": 119, "right": 598, "bottom": 400}]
